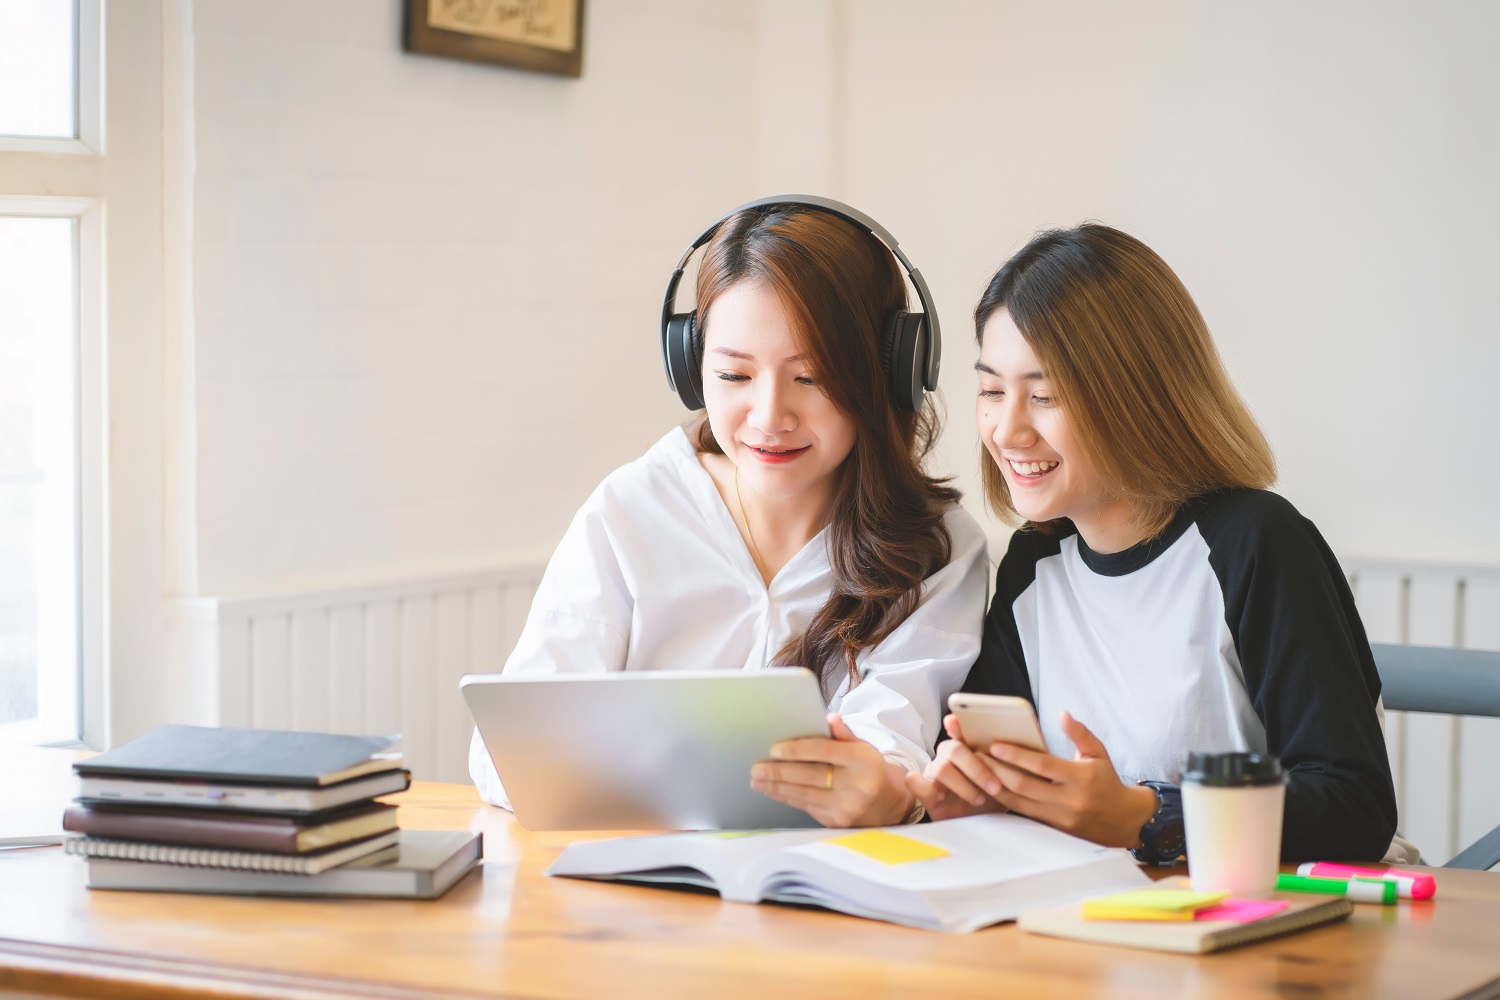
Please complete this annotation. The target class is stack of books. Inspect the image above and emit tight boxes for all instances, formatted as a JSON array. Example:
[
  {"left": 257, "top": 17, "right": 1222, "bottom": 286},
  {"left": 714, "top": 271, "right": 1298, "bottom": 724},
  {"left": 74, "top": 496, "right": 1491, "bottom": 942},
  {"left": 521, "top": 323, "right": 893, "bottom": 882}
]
[{"left": 64, "top": 725, "right": 481, "bottom": 899}]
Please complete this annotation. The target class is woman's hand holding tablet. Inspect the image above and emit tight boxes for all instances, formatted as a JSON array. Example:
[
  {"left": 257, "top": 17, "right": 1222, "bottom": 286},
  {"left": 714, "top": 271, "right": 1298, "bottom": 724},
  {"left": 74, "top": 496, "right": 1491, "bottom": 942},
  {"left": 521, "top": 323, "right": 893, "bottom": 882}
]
[{"left": 751, "top": 713, "right": 920, "bottom": 828}]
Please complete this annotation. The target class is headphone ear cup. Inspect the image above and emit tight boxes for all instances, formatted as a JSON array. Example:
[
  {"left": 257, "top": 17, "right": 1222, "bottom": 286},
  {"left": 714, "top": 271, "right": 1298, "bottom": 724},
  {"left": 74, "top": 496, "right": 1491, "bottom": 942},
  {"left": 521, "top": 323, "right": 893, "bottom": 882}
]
[
  {"left": 880, "top": 310, "right": 927, "bottom": 412},
  {"left": 664, "top": 311, "right": 706, "bottom": 410}
]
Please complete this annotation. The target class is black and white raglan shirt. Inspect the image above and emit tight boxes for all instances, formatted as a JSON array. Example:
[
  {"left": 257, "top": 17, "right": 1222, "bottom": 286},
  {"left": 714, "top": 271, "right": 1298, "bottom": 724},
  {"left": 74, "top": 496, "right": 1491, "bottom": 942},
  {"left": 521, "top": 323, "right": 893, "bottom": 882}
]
[{"left": 962, "top": 488, "right": 1398, "bottom": 862}]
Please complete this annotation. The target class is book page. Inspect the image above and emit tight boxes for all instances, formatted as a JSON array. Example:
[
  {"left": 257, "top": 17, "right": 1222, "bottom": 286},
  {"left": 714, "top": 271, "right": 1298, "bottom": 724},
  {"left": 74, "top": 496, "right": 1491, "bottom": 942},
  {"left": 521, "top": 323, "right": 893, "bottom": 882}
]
[
  {"left": 776, "top": 814, "right": 1123, "bottom": 892},
  {"left": 547, "top": 827, "right": 829, "bottom": 901}
]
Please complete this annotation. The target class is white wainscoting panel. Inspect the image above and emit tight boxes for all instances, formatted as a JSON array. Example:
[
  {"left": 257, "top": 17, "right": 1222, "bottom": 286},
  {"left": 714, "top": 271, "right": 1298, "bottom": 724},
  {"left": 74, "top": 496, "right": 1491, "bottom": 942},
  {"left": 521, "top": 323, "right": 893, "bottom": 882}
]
[
  {"left": 211, "top": 567, "right": 544, "bottom": 784},
  {"left": 1347, "top": 559, "right": 1500, "bottom": 867}
]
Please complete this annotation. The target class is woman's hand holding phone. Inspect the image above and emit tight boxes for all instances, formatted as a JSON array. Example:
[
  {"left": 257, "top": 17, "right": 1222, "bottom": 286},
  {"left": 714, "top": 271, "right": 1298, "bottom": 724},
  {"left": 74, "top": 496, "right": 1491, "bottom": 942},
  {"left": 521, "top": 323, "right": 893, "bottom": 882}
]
[
  {"left": 978, "top": 710, "right": 1159, "bottom": 848},
  {"left": 906, "top": 704, "right": 1160, "bottom": 848},
  {"left": 904, "top": 692, "right": 1042, "bottom": 819},
  {"left": 904, "top": 714, "right": 1012, "bottom": 820}
]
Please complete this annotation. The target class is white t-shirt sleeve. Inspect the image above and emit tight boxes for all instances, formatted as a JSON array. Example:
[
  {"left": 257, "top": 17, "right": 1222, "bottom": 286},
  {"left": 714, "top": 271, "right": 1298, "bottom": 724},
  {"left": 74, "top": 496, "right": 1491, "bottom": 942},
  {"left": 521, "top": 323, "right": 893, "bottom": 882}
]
[
  {"left": 468, "top": 490, "right": 633, "bottom": 808},
  {"left": 833, "top": 507, "right": 989, "bottom": 773}
]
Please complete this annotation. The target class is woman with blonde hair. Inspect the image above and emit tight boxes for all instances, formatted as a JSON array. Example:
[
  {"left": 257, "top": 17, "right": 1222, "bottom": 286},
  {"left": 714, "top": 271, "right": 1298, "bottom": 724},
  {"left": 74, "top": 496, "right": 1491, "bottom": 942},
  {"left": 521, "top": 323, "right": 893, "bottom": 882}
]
[{"left": 907, "top": 223, "right": 1397, "bottom": 861}]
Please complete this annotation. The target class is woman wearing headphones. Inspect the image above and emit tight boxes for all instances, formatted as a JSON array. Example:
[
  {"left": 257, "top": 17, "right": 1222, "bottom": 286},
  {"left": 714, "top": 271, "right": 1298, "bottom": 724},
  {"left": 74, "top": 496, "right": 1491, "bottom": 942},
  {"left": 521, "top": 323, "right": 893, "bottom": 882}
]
[
  {"left": 469, "top": 198, "right": 988, "bottom": 828},
  {"left": 906, "top": 224, "right": 1397, "bottom": 862}
]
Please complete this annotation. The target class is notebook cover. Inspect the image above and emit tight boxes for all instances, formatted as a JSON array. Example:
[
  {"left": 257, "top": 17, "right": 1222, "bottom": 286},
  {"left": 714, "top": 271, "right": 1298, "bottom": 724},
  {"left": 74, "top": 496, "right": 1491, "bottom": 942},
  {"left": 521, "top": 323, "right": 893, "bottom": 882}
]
[
  {"left": 61, "top": 801, "right": 398, "bottom": 853},
  {"left": 73, "top": 725, "right": 400, "bottom": 786},
  {"left": 1018, "top": 894, "right": 1352, "bottom": 954},
  {"left": 75, "top": 769, "right": 412, "bottom": 814}
]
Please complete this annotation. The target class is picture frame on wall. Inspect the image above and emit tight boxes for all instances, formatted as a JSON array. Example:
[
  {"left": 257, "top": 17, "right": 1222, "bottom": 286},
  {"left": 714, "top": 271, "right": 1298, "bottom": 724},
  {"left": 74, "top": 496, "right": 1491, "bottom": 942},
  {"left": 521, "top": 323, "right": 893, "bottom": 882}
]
[{"left": 404, "top": 0, "right": 585, "bottom": 78}]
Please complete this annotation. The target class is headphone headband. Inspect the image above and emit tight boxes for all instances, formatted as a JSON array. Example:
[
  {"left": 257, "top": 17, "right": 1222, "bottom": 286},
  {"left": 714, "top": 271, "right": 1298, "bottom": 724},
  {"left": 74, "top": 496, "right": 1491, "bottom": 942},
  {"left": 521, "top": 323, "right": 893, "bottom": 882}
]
[{"left": 660, "top": 195, "right": 941, "bottom": 408}]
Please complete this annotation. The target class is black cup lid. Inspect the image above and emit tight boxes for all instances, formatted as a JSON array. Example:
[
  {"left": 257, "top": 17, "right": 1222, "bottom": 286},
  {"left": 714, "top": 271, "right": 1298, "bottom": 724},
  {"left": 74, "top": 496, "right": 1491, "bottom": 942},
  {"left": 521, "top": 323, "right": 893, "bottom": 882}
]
[{"left": 1182, "top": 751, "right": 1284, "bottom": 787}]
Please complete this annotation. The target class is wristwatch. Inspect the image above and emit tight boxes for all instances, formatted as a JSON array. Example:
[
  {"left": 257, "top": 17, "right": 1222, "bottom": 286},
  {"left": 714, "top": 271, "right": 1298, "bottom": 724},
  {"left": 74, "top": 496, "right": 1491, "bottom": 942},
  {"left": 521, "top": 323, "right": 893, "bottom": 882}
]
[{"left": 1131, "top": 781, "right": 1185, "bottom": 864}]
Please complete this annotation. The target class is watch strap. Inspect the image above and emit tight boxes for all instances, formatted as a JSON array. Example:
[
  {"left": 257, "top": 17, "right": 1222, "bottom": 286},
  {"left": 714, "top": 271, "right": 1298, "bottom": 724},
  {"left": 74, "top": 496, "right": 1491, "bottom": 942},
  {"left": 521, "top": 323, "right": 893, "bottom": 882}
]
[{"left": 1131, "top": 780, "right": 1185, "bottom": 864}]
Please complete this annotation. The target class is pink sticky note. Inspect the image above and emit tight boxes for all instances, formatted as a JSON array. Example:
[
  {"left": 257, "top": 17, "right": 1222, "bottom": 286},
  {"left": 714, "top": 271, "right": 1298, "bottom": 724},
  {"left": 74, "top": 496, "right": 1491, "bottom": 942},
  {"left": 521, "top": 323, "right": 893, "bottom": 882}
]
[{"left": 1195, "top": 899, "right": 1290, "bottom": 923}]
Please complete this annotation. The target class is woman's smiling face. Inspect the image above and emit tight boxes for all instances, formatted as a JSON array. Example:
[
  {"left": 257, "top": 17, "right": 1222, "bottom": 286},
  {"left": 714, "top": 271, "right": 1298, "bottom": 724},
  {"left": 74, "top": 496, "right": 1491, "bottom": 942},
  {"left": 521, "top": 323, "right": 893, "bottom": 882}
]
[
  {"left": 701, "top": 281, "right": 857, "bottom": 502},
  {"left": 976, "top": 309, "right": 1134, "bottom": 546}
]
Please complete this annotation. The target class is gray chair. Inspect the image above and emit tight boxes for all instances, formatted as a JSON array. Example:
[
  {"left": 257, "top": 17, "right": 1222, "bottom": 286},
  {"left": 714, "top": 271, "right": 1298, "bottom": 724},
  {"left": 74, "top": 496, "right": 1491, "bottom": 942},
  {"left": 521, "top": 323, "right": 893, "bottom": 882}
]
[{"left": 1371, "top": 642, "right": 1500, "bottom": 870}]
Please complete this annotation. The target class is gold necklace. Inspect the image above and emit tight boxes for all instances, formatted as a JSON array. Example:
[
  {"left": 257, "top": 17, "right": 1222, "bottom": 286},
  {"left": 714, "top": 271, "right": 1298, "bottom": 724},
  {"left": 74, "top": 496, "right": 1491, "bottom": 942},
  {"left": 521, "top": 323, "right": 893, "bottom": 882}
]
[{"left": 734, "top": 465, "right": 769, "bottom": 580}]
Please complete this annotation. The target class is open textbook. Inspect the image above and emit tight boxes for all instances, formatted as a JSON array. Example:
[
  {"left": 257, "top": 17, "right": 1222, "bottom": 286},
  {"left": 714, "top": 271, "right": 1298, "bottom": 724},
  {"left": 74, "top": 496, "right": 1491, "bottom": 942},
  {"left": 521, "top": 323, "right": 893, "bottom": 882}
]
[{"left": 546, "top": 813, "right": 1150, "bottom": 933}]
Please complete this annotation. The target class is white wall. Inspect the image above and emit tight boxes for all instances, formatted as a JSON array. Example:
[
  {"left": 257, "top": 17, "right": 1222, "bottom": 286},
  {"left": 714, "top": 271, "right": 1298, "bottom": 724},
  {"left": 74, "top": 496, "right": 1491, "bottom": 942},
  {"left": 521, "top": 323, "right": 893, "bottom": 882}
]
[
  {"left": 838, "top": 0, "right": 1500, "bottom": 564},
  {"left": 189, "top": 0, "right": 765, "bottom": 598},
  {"left": 85, "top": 0, "right": 1495, "bottom": 743},
  {"left": 187, "top": 0, "right": 1500, "bottom": 605}
]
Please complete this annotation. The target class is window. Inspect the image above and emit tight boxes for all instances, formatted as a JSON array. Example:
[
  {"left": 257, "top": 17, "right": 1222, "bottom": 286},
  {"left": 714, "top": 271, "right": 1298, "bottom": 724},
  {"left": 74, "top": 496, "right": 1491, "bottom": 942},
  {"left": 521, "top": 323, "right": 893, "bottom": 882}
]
[
  {"left": 0, "top": 0, "right": 102, "bottom": 746},
  {"left": 0, "top": 0, "right": 77, "bottom": 140},
  {"left": 0, "top": 217, "right": 78, "bottom": 742}
]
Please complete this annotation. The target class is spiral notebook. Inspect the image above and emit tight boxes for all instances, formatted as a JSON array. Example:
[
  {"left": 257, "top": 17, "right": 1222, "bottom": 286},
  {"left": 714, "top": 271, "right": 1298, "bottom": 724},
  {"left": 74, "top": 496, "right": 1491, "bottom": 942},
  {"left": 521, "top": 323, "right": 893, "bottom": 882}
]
[
  {"left": 63, "top": 829, "right": 400, "bottom": 875},
  {"left": 81, "top": 830, "right": 481, "bottom": 899}
]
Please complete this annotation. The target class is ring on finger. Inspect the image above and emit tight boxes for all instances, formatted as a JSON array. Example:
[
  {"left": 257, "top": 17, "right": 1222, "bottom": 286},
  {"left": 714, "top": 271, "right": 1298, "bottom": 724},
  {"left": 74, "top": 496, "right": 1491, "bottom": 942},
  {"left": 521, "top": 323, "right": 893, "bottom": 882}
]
[{"left": 824, "top": 764, "right": 835, "bottom": 790}]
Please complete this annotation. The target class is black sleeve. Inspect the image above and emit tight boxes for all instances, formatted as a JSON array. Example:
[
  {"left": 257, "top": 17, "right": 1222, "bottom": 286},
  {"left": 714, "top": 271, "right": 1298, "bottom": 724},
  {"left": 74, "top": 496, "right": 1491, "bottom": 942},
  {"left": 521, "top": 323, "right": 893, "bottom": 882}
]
[
  {"left": 1200, "top": 492, "right": 1398, "bottom": 862},
  {"left": 956, "top": 530, "right": 1065, "bottom": 708}
]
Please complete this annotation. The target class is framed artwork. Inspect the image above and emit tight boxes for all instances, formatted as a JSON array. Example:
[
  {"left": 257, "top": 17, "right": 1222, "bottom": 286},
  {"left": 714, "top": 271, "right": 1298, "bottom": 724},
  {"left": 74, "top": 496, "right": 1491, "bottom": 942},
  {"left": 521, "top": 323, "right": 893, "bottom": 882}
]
[{"left": 404, "top": 0, "right": 585, "bottom": 78}]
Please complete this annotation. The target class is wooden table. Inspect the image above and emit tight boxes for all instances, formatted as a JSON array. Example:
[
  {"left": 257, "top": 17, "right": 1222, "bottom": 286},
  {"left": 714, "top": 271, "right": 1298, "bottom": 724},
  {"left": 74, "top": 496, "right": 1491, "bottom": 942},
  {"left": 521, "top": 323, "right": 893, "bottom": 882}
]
[{"left": 2, "top": 781, "right": 1498, "bottom": 999}]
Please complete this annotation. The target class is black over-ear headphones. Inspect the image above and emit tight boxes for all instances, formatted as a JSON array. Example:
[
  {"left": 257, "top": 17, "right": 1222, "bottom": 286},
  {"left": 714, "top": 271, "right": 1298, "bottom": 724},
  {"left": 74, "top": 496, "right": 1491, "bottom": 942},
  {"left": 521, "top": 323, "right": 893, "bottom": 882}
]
[{"left": 660, "top": 194, "right": 942, "bottom": 412}]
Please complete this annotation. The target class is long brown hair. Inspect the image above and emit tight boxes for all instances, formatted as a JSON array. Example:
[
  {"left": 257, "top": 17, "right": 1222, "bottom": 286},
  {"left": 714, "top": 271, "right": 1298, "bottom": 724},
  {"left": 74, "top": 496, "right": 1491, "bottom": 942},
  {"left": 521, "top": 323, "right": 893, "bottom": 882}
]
[
  {"left": 694, "top": 204, "right": 960, "bottom": 693},
  {"left": 975, "top": 223, "right": 1275, "bottom": 536}
]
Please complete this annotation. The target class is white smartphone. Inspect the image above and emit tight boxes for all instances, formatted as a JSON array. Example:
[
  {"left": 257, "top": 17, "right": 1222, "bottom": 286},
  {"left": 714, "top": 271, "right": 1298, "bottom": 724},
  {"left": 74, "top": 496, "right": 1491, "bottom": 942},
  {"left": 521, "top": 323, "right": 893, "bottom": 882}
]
[{"left": 946, "top": 693, "right": 1048, "bottom": 754}]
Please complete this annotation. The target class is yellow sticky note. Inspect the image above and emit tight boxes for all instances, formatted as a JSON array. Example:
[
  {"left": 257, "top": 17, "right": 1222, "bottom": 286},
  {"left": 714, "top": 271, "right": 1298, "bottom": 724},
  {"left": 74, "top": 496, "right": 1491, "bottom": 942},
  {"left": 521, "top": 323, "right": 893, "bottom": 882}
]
[
  {"left": 824, "top": 830, "right": 950, "bottom": 865},
  {"left": 1081, "top": 887, "right": 1229, "bottom": 921},
  {"left": 1081, "top": 903, "right": 1199, "bottom": 922}
]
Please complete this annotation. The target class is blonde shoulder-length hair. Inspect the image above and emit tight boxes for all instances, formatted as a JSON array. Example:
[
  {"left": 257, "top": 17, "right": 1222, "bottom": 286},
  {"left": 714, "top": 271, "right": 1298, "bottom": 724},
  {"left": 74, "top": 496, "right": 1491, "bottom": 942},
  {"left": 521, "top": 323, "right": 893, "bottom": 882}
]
[{"left": 976, "top": 223, "right": 1276, "bottom": 537}]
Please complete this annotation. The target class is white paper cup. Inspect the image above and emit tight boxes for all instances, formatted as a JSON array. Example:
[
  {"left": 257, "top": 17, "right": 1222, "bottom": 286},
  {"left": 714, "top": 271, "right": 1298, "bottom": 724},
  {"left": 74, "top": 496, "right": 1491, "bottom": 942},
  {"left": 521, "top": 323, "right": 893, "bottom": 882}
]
[{"left": 1181, "top": 752, "right": 1285, "bottom": 897}]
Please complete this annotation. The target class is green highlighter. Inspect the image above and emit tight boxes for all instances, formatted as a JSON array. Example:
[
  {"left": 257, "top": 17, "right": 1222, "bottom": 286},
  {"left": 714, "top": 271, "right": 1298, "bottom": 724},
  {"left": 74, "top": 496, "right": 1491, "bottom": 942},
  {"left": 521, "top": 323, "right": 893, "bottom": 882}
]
[{"left": 1276, "top": 873, "right": 1398, "bottom": 904}]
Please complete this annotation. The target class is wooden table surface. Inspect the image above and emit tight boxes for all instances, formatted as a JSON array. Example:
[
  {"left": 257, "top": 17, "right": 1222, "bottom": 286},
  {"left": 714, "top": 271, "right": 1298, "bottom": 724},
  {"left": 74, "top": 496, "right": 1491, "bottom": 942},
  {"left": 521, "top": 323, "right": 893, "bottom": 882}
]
[{"left": 2, "top": 780, "right": 1499, "bottom": 999}]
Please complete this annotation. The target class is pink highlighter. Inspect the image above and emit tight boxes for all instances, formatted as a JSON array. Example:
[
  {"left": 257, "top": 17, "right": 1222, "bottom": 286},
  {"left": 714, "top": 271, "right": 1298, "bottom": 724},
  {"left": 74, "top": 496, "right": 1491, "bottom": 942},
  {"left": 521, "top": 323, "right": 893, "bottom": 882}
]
[{"left": 1295, "top": 862, "right": 1436, "bottom": 900}]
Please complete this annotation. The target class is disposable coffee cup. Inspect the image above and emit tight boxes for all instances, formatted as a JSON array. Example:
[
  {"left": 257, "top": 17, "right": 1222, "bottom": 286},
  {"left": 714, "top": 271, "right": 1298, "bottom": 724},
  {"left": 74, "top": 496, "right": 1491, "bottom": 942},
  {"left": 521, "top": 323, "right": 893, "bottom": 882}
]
[{"left": 1181, "top": 751, "right": 1285, "bottom": 897}]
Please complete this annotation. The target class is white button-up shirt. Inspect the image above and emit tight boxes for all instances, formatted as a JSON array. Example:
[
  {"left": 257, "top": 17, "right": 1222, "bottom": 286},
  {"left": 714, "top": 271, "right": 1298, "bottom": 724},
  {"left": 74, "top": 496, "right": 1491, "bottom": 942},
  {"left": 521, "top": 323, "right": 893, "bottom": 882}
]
[{"left": 469, "top": 426, "right": 988, "bottom": 808}]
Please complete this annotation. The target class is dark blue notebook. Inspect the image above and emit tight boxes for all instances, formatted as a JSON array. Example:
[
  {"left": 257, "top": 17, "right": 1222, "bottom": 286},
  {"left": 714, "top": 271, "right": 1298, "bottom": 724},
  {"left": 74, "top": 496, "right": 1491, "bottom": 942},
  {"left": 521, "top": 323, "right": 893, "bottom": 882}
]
[{"left": 74, "top": 725, "right": 401, "bottom": 786}]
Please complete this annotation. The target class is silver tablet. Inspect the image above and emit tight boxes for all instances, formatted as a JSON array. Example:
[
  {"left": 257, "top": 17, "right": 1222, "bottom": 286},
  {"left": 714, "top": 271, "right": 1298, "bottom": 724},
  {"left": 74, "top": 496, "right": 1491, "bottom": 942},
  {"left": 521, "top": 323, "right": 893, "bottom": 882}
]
[{"left": 460, "top": 669, "right": 831, "bottom": 831}]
